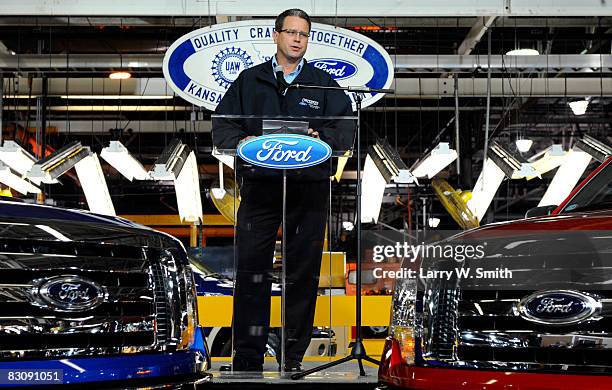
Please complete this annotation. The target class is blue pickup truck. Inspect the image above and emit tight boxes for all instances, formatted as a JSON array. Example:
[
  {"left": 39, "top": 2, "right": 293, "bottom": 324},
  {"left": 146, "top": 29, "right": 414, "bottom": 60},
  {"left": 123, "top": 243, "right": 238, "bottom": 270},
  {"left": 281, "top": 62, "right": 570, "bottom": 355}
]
[{"left": 0, "top": 199, "right": 211, "bottom": 387}]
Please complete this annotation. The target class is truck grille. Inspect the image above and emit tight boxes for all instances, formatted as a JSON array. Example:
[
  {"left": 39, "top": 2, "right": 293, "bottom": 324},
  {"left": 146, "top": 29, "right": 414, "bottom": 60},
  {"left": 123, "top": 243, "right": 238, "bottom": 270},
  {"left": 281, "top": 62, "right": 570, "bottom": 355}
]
[
  {"left": 0, "top": 236, "right": 185, "bottom": 359},
  {"left": 424, "top": 288, "right": 612, "bottom": 373}
]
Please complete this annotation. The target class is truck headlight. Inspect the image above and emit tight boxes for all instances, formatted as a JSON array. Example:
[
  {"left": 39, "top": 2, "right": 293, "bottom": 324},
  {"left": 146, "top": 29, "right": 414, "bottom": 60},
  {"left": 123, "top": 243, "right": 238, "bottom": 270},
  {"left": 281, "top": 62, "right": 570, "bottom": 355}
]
[
  {"left": 389, "top": 277, "right": 417, "bottom": 364},
  {"left": 178, "top": 264, "right": 198, "bottom": 350}
]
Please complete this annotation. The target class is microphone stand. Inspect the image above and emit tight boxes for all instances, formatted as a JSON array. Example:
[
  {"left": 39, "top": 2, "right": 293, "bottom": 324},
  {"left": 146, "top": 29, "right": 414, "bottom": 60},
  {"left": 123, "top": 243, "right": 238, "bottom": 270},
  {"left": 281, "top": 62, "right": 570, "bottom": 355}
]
[{"left": 285, "top": 83, "right": 394, "bottom": 380}]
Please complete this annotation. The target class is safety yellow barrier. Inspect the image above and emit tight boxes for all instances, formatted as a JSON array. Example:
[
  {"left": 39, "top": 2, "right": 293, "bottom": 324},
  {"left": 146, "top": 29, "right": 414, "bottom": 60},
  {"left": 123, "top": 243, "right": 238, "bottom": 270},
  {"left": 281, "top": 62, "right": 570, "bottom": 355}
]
[{"left": 197, "top": 295, "right": 392, "bottom": 327}]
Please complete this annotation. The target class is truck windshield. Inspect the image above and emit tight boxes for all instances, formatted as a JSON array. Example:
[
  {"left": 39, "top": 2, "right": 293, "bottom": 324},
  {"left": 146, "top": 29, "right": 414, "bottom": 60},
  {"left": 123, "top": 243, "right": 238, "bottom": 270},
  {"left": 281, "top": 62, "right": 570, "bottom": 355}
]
[{"left": 561, "top": 162, "right": 612, "bottom": 213}]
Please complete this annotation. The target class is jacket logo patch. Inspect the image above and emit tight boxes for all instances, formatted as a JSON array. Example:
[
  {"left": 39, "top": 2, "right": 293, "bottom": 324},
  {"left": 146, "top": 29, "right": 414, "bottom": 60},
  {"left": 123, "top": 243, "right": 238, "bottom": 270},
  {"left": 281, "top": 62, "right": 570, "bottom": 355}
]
[{"left": 299, "top": 98, "right": 320, "bottom": 110}]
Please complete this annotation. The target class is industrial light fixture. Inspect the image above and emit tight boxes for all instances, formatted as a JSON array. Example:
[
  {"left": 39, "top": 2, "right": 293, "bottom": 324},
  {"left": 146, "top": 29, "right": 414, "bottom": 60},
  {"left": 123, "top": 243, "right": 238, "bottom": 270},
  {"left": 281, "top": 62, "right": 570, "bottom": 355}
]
[
  {"left": 27, "top": 141, "right": 91, "bottom": 185},
  {"left": 368, "top": 139, "right": 415, "bottom": 184},
  {"left": 574, "top": 134, "right": 612, "bottom": 163},
  {"left": 411, "top": 142, "right": 458, "bottom": 179},
  {"left": 73, "top": 154, "right": 116, "bottom": 216},
  {"left": 467, "top": 157, "right": 506, "bottom": 222},
  {"left": 0, "top": 162, "right": 40, "bottom": 195},
  {"left": 538, "top": 149, "right": 592, "bottom": 207},
  {"left": 526, "top": 144, "right": 566, "bottom": 180},
  {"left": 342, "top": 221, "right": 355, "bottom": 231},
  {"left": 100, "top": 141, "right": 150, "bottom": 181},
  {"left": 109, "top": 71, "right": 131, "bottom": 80},
  {"left": 538, "top": 135, "right": 611, "bottom": 207},
  {"left": 515, "top": 138, "right": 533, "bottom": 153},
  {"left": 150, "top": 139, "right": 190, "bottom": 181},
  {"left": 361, "top": 154, "right": 387, "bottom": 224},
  {"left": 0, "top": 140, "right": 37, "bottom": 176},
  {"left": 427, "top": 217, "right": 441, "bottom": 228},
  {"left": 506, "top": 48, "right": 539, "bottom": 56},
  {"left": 212, "top": 147, "right": 234, "bottom": 169},
  {"left": 174, "top": 151, "right": 203, "bottom": 223},
  {"left": 467, "top": 142, "right": 538, "bottom": 221},
  {"left": 569, "top": 98, "right": 590, "bottom": 116}
]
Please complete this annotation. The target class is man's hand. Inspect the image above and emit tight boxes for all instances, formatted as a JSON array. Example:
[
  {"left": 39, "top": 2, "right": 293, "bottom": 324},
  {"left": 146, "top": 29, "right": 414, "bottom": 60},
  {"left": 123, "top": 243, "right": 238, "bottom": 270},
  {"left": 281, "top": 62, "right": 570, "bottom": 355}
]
[
  {"left": 238, "top": 136, "right": 256, "bottom": 144},
  {"left": 307, "top": 128, "right": 320, "bottom": 138}
]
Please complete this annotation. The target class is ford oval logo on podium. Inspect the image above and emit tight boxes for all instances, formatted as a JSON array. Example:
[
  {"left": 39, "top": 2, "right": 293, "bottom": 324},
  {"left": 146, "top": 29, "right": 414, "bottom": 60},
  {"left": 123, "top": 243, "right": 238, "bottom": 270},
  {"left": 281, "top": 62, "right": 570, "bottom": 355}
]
[{"left": 237, "top": 135, "right": 332, "bottom": 169}]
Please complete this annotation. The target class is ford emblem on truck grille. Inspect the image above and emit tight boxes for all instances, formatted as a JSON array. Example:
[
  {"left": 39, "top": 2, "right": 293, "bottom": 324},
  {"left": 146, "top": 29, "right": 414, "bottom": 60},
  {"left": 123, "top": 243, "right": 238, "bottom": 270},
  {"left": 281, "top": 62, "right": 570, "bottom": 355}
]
[
  {"left": 32, "top": 275, "right": 106, "bottom": 312},
  {"left": 517, "top": 290, "right": 601, "bottom": 325}
]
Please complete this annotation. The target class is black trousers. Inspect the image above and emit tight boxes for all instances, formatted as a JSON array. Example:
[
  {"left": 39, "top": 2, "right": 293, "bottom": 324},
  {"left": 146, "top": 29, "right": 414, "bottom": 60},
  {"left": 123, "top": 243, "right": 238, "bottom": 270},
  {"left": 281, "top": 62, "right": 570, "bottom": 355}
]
[{"left": 232, "top": 178, "right": 329, "bottom": 365}]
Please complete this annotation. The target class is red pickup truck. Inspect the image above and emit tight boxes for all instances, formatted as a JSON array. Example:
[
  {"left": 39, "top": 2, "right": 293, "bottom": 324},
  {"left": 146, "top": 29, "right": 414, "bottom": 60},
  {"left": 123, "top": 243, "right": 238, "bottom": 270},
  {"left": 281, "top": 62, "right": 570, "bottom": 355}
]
[{"left": 378, "top": 157, "right": 612, "bottom": 390}]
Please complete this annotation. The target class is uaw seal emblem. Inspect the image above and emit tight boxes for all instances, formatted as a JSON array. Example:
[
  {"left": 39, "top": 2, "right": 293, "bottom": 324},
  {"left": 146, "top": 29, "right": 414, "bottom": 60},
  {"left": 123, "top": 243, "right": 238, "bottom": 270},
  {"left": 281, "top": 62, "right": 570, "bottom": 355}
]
[{"left": 212, "top": 47, "right": 254, "bottom": 89}]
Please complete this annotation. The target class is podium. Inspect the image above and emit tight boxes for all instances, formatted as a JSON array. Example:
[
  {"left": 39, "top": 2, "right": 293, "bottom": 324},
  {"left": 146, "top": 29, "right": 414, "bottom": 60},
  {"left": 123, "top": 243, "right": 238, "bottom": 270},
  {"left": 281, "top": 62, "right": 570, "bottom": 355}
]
[{"left": 211, "top": 114, "right": 356, "bottom": 375}]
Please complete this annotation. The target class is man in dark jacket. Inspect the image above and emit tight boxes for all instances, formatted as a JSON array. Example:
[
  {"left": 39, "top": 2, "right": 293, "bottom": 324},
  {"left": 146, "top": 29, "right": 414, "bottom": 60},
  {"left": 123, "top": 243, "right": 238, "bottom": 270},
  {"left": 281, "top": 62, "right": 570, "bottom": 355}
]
[{"left": 212, "top": 9, "right": 354, "bottom": 372}]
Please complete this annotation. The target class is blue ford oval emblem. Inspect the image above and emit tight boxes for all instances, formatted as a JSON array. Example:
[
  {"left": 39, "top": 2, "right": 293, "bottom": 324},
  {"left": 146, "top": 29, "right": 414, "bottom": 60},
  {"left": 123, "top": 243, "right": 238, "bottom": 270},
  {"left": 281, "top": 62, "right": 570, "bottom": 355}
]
[
  {"left": 32, "top": 275, "right": 106, "bottom": 312},
  {"left": 237, "top": 134, "right": 332, "bottom": 169},
  {"left": 311, "top": 58, "right": 358, "bottom": 80},
  {"left": 518, "top": 290, "right": 601, "bottom": 325}
]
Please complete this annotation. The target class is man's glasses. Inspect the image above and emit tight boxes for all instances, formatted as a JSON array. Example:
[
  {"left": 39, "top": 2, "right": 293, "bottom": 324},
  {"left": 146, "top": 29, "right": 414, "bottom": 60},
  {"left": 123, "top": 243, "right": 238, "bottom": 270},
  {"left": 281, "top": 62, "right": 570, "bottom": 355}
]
[{"left": 278, "top": 29, "right": 310, "bottom": 39}]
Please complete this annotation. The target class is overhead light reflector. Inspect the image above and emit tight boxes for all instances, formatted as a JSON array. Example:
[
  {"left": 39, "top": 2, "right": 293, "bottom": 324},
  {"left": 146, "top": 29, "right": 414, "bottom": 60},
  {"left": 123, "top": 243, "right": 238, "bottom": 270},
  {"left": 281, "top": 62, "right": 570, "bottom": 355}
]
[
  {"left": 27, "top": 141, "right": 91, "bottom": 184},
  {"left": 0, "top": 141, "right": 37, "bottom": 176},
  {"left": 101, "top": 141, "right": 150, "bottom": 181},
  {"left": 74, "top": 154, "right": 116, "bottom": 216},
  {"left": 0, "top": 162, "right": 40, "bottom": 195},
  {"left": 506, "top": 48, "right": 539, "bottom": 56},
  {"left": 361, "top": 155, "right": 387, "bottom": 224},
  {"left": 526, "top": 144, "right": 566, "bottom": 180},
  {"left": 467, "top": 157, "right": 506, "bottom": 222},
  {"left": 369, "top": 139, "right": 415, "bottom": 184},
  {"left": 411, "top": 142, "right": 457, "bottom": 179},
  {"left": 538, "top": 149, "right": 592, "bottom": 207},
  {"left": 174, "top": 151, "right": 203, "bottom": 223},
  {"left": 569, "top": 99, "right": 589, "bottom": 116},
  {"left": 150, "top": 139, "right": 190, "bottom": 181},
  {"left": 574, "top": 134, "right": 612, "bottom": 163},
  {"left": 515, "top": 138, "right": 533, "bottom": 153}
]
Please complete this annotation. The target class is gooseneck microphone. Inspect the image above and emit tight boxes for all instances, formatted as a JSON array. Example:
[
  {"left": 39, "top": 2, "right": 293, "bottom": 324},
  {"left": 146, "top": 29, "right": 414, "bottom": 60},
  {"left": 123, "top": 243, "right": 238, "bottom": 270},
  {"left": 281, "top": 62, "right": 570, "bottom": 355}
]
[{"left": 274, "top": 65, "right": 289, "bottom": 95}]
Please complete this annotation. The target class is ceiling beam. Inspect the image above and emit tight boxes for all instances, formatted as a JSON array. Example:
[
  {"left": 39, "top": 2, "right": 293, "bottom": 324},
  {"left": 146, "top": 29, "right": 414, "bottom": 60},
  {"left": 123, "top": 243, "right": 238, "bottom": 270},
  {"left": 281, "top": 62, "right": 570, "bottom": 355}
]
[{"left": 4, "top": 0, "right": 612, "bottom": 17}]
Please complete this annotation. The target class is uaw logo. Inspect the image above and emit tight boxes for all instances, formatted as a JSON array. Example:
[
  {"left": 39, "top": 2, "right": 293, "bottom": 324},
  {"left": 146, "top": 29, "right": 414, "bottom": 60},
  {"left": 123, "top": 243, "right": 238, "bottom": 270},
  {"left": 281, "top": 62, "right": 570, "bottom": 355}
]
[
  {"left": 163, "top": 20, "right": 394, "bottom": 111},
  {"left": 237, "top": 134, "right": 332, "bottom": 169},
  {"left": 31, "top": 275, "right": 106, "bottom": 312},
  {"left": 212, "top": 47, "right": 254, "bottom": 89},
  {"left": 311, "top": 59, "right": 357, "bottom": 80},
  {"left": 517, "top": 290, "right": 601, "bottom": 325}
]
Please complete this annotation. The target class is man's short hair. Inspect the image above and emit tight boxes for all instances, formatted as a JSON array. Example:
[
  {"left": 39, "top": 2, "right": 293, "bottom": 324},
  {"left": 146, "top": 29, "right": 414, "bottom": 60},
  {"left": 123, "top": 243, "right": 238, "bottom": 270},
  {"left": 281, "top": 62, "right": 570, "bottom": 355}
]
[{"left": 275, "top": 9, "right": 311, "bottom": 32}]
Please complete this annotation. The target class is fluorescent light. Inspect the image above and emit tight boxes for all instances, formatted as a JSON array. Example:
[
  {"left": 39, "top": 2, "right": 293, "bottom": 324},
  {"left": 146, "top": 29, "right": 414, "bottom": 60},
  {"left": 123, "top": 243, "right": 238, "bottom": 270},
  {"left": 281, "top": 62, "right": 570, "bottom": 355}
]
[
  {"left": 369, "top": 139, "right": 415, "bottom": 184},
  {"left": 427, "top": 217, "right": 441, "bottom": 228},
  {"left": 0, "top": 141, "right": 37, "bottom": 176},
  {"left": 212, "top": 147, "right": 234, "bottom": 169},
  {"left": 361, "top": 155, "right": 387, "bottom": 223},
  {"left": 538, "top": 149, "right": 592, "bottom": 207},
  {"left": 109, "top": 71, "right": 131, "bottom": 80},
  {"left": 174, "top": 151, "right": 203, "bottom": 223},
  {"left": 526, "top": 144, "right": 566, "bottom": 180},
  {"left": 27, "top": 141, "right": 91, "bottom": 185},
  {"left": 0, "top": 162, "right": 40, "bottom": 195},
  {"left": 100, "top": 141, "right": 150, "bottom": 181},
  {"left": 569, "top": 99, "right": 589, "bottom": 116},
  {"left": 74, "top": 154, "right": 116, "bottom": 216},
  {"left": 515, "top": 138, "right": 533, "bottom": 153},
  {"left": 60, "top": 95, "right": 173, "bottom": 100},
  {"left": 342, "top": 221, "right": 354, "bottom": 231},
  {"left": 506, "top": 48, "right": 539, "bottom": 56},
  {"left": 467, "top": 157, "right": 506, "bottom": 222},
  {"left": 411, "top": 142, "right": 458, "bottom": 179},
  {"left": 574, "top": 134, "right": 612, "bottom": 163},
  {"left": 488, "top": 142, "right": 537, "bottom": 179},
  {"left": 150, "top": 139, "right": 190, "bottom": 181}
]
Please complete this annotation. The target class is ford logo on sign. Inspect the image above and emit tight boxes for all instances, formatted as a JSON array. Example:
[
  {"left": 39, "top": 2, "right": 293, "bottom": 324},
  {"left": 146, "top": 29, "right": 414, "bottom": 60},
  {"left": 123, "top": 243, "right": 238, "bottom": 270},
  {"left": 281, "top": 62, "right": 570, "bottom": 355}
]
[
  {"left": 32, "top": 275, "right": 106, "bottom": 312},
  {"left": 237, "top": 135, "right": 332, "bottom": 169},
  {"left": 517, "top": 290, "right": 601, "bottom": 325},
  {"left": 163, "top": 20, "right": 394, "bottom": 111},
  {"left": 311, "top": 59, "right": 357, "bottom": 80}
]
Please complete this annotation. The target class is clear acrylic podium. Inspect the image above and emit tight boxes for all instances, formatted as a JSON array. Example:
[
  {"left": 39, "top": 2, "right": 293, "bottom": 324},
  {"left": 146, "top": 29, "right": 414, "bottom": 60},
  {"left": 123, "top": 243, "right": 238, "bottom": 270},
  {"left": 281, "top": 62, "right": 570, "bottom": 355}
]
[{"left": 211, "top": 114, "right": 356, "bottom": 376}]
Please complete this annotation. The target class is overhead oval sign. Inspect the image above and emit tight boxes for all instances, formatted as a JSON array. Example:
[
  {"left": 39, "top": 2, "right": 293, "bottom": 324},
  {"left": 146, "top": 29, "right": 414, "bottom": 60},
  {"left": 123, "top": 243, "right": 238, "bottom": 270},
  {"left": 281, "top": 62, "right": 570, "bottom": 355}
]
[
  {"left": 163, "top": 20, "right": 394, "bottom": 111},
  {"left": 237, "top": 134, "right": 331, "bottom": 169},
  {"left": 517, "top": 290, "right": 601, "bottom": 325}
]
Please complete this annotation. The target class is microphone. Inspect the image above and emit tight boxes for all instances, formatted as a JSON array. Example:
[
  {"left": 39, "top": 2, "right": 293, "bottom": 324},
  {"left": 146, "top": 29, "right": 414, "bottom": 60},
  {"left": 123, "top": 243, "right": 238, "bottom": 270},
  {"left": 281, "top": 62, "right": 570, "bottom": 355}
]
[{"left": 274, "top": 65, "right": 288, "bottom": 94}]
